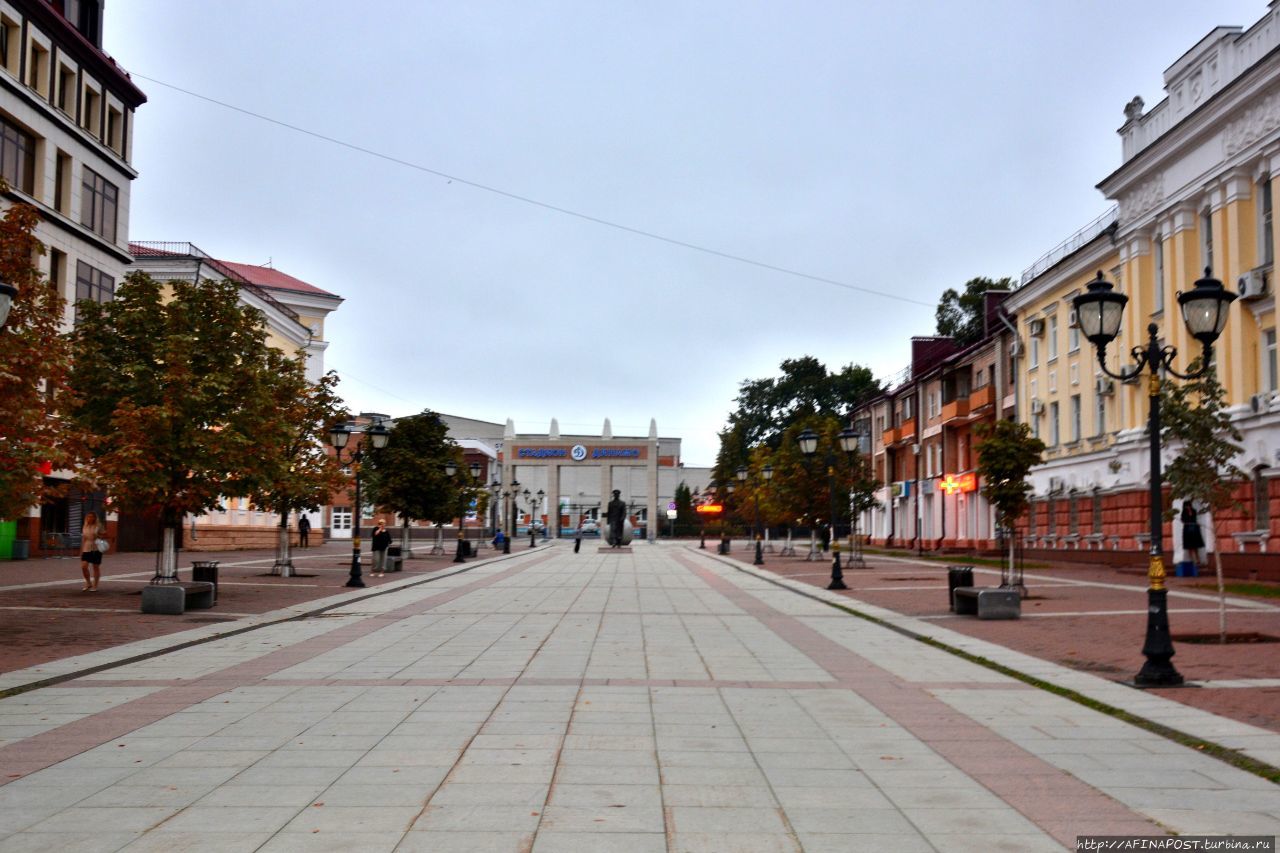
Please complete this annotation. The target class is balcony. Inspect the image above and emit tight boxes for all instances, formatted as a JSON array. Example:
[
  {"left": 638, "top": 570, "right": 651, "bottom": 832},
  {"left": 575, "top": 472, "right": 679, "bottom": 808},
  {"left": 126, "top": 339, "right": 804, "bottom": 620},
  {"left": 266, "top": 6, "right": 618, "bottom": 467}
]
[
  {"left": 882, "top": 426, "right": 901, "bottom": 445},
  {"left": 940, "top": 399, "right": 969, "bottom": 423},
  {"left": 899, "top": 419, "right": 916, "bottom": 442},
  {"left": 968, "top": 385, "right": 995, "bottom": 410}
]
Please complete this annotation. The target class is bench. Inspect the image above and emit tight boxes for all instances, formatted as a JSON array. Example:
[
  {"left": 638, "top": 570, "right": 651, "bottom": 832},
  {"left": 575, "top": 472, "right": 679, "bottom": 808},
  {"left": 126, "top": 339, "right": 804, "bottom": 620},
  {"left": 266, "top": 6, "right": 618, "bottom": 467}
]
[
  {"left": 141, "top": 581, "right": 215, "bottom": 615},
  {"left": 1231, "top": 530, "right": 1269, "bottom": 552},
  {"left": 953, "top": 587, "right": 1021, "bottom": 620}
]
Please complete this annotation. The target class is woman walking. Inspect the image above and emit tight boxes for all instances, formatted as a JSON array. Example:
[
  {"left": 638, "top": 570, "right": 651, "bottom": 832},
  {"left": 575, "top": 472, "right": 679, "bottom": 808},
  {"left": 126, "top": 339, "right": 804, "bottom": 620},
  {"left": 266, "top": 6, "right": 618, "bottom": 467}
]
[
  {"left": 80, "top": 512, "right": 105, "bottom": 591},
  {"left": 1181, "top": 502, "right": 1205, "bottom": 569}
]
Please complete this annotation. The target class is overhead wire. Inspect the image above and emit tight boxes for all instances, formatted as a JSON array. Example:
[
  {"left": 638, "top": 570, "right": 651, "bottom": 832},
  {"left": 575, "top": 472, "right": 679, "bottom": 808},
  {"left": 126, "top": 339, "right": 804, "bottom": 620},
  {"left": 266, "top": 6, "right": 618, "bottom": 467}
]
[{"left": 127, "top": 71, "right": 934, "bottom": 309}]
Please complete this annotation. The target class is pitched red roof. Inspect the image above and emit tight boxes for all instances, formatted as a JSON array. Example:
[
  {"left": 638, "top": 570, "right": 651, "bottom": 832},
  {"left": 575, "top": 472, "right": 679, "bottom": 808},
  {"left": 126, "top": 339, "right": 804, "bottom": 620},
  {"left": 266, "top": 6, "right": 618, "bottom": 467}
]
[{"left": 212, "top": 260, "right": 337, "bottom": 298}]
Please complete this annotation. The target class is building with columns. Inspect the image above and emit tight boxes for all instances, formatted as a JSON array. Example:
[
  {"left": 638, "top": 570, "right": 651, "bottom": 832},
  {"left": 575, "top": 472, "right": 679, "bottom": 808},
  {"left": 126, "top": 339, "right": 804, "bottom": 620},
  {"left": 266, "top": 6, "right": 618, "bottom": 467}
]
[{"left": 1005, "top": 2, "right": 1280, "bottom": 573}]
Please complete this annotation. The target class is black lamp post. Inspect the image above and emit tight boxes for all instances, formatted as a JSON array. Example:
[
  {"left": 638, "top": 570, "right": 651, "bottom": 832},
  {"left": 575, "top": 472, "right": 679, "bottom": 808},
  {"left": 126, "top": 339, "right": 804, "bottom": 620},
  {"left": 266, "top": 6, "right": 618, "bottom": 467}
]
[
  {"left": 444, "top": 460, "right": 467, "bottom": 564},
  {"left": 1072, "top": 268, "right": 1236, "bottom": 687},
  {"left": 720, "top": 481, "right": 735, "bottom": 554},
  {"left": 0, "top": 280, "right": 16, "bottom": 327},
  {"left": 490, "top": 480, "right": 501, "bottom": 547},
  {"left": 502, "top": 485, "right": 514, "bottom": 553},
  {"left": 737, "top": 463, "right": 773, "bottom": 566},
  {"left": 798, "top": 426, "right": 860, "bottom": 590},
  {"left": 328, "top": 419, "right": 390, "bottom": 588}
]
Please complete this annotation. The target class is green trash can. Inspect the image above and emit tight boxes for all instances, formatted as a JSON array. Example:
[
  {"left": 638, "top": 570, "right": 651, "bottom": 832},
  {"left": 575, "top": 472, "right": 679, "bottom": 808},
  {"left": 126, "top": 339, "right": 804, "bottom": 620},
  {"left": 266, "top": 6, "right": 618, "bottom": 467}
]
[{"left": 0, "top": 520, "right": 15, "bottom": 561}]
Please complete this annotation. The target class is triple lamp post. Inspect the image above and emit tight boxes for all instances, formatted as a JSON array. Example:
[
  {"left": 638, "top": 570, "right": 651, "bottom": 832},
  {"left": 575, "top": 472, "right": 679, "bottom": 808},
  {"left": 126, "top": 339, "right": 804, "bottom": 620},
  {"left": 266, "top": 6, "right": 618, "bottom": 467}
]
[
  {"left": 443, "top": 459, "right": 482, "bottom": 563},
  {"left": 1071, "top": 267, "right": 1236, "bottom": 687},
  {"left": 796, "top": 425, "right": 861, "bottom": 591},
  {"left": 327, "top": 420, "right": 390, "bottom": 588}
]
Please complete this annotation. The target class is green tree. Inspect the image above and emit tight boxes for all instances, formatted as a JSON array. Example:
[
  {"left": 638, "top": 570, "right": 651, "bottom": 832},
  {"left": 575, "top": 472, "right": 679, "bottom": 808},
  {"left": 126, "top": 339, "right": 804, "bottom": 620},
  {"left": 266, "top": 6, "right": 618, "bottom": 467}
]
[
  {"left": 67, "top": 272, "right": 289, "bottom": 578},
  {"left": 245, "top": 358, "right": 348, "bottom": 577},
  {"left": 935, "top": 276, "right": 1014, "bottom": 346},
  {"left": 362, "top": 410, "right": 464, "bottom": 556},
  {"left": 768, "top": 416, "right": 857, "bottom": 551},
  {"left": 0, "top": 197, "right": 88, "bottom": 522},
  {"left": 975, "top": 418, "right": 1046, "bottom": 575},
  {"left": 715, "top": 356, "right": 880, "bottom": 482},
  {"left": 1160, "top": 363, "right": 1245, "bottom": 643},
  {"left": 674, "top": 481, "right": 695, "bottom": 533}
]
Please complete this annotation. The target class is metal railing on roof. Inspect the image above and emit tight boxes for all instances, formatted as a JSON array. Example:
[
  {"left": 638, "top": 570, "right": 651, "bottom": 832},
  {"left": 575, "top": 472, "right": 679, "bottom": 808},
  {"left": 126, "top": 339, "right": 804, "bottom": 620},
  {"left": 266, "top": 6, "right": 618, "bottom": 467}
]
[
  {"left": 129, "top": 241, "right": 301, "bottom": 325},
  {"left": 1019, "top": 205, "right": 1119, "bottom": 287},
  {"left": 883, "top": 364, "right": 912, "bottom": 392}
]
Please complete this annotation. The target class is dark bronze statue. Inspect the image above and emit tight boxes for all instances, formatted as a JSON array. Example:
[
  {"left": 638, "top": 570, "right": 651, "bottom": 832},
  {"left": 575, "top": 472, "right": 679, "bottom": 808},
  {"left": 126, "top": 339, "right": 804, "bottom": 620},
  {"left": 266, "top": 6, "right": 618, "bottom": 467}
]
[{"left": 606, "top": 489, "right": 626, "bottom": 547}]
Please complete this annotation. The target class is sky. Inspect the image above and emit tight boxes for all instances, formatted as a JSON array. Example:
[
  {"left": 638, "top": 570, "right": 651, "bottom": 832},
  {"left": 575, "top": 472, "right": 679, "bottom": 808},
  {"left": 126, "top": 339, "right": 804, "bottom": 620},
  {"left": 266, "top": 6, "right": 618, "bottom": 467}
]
[{"left": 103, "top": 0, "right": 1266, "bottom": 466}]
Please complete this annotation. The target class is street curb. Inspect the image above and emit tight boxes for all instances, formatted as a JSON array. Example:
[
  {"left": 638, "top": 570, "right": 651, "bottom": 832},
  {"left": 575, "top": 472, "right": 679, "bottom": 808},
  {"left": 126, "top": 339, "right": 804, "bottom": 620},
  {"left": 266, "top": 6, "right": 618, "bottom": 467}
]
[{"left": 689, "top": 546, "right": 1280, "bottom": 785}]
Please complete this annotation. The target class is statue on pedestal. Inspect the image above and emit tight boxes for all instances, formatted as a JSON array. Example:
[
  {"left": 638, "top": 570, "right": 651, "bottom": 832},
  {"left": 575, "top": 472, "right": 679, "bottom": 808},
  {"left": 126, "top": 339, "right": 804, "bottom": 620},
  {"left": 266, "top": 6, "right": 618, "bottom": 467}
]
[{"left": 606, "top": 490, "right": 627, "bottom": 548}]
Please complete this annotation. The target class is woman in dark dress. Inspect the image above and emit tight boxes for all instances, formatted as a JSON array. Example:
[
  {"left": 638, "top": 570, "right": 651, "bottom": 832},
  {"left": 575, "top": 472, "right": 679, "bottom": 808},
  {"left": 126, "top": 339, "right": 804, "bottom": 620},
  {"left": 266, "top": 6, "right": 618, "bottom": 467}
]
[{"left": 1181, "top": 503, "right": 1205, "bottom": 566}]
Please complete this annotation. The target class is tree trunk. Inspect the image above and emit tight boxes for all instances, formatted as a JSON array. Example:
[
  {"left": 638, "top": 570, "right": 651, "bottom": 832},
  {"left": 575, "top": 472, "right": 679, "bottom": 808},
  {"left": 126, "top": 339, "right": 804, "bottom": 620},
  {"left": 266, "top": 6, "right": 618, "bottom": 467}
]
[
  {"left": 272, "top": 513, "right": 293, "bottom": 577},
  {"left": 159, "top": 523, "right": 179, "bottom": 580},
  {"left": 400, "top": 517, "right": 413, "bottom": 559},
  {"left": 1210, "top": 513, "right": 1226, "bottom": 644}
]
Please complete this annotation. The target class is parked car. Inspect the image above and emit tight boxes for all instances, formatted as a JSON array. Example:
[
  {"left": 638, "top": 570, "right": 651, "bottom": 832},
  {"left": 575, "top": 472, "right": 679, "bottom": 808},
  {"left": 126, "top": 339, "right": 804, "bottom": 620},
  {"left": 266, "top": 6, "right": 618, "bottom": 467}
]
[{"left": 577, "top": 520, "right": 600, "bottom": 536}]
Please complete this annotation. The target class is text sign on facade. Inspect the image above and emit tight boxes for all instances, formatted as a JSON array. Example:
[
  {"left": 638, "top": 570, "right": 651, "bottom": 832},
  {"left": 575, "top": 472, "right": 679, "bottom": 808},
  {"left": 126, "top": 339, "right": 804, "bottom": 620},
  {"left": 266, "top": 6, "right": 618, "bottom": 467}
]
[{"left": 515, "top": 446, "right": 647, "bottom": 461}]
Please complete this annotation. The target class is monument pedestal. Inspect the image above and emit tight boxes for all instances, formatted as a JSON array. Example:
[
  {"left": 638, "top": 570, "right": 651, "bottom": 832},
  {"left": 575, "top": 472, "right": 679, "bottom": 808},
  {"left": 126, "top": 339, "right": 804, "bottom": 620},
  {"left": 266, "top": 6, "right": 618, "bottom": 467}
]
[{"left": 598, "top": 546, "right": 634, "bottom": 553}]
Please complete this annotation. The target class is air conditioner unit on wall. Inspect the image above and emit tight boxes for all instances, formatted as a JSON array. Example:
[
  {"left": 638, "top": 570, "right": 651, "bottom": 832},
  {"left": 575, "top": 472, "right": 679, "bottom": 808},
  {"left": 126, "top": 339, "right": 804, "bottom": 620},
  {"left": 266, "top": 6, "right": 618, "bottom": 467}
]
[
  {"left": 1251, "top": 392, "right": 1275, "bottom": 414},
  {"left": 1030, "top": 398, "right": 1044, "bottom": 415},
  {"left": 1095, "top": 377, "right": 1115, "bottom": 396},
  {"left": 1068, "top": 308, "right": 1080, "bottom": 328},
  {"left": 1008, "top": 339, "right": 1023, "bottom": 357},
  {"left": 1028, "top": 318, "right": 1046, "bottom": 337},
  {"left": 1239, "top": 268, "right": 1269, "bottom": 300}
]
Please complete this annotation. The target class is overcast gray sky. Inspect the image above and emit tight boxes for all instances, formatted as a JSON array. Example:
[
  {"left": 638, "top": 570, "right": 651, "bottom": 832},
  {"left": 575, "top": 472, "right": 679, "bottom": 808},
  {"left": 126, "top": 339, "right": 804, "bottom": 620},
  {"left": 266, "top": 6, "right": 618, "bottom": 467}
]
[{"left": 104, "top": 0, "right": 1264, "bottom": 466}]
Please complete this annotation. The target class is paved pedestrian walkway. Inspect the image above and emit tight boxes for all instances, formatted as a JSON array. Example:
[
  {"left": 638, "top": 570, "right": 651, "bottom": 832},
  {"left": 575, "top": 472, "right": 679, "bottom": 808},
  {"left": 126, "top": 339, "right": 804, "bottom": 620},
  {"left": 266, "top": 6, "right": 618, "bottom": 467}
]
[{"left": 0, "top": 542, "right": 1277, "bottom": 851}]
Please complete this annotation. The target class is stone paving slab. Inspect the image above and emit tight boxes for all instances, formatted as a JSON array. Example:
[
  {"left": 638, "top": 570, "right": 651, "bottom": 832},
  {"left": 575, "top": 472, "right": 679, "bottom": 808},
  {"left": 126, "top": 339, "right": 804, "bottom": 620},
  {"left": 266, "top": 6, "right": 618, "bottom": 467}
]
[{"left": 0, "top": 543, "right": 1275, "bottom": 851}]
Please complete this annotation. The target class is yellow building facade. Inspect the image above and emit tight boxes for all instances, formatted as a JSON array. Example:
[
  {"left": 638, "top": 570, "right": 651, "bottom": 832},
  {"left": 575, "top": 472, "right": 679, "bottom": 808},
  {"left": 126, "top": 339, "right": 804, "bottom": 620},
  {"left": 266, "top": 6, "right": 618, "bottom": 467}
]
[{"left": 1006, "top": 6, "right": 1280, "bottom": 565}]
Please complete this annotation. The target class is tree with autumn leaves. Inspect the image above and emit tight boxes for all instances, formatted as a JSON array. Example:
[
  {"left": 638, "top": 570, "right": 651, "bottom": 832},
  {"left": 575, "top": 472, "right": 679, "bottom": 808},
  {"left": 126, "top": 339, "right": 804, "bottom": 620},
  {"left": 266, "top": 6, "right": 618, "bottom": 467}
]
[
  {"left": 67, "top": 271, "right": 346, "bottom": 579},
  {"left": 0, "top": 198, "right": 89, "bottom": 522}
]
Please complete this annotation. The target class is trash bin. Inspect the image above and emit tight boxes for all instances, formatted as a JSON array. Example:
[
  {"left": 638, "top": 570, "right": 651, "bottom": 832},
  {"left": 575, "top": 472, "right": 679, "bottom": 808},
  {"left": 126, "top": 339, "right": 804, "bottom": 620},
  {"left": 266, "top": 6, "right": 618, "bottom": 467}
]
[
  {"left": 947, "top": 566, "right": 974, "bottom": 611},
  {"left": 10, "top": 539, "right": 29, "bottom": 560},
  {"left": 387, "top": 546, "right": 403, "bottom": 572},
  {"left": 461, "top": 540, "right": 473, "bottom": 558},
  {"left": 192, "top": 561, "right": 220, "bottom": 603}
]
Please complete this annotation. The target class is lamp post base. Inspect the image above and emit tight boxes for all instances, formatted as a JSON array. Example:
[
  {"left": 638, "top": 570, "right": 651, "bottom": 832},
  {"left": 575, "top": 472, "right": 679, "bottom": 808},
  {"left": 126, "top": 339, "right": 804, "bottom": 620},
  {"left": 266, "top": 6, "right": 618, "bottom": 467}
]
[
  {"left": 346, "top": 550, "right": 365, "bottom": 588},
  {"left": 753, "top": 539, "right": 763, "bottom": 565},
  {"left": 827, "top": 548, "right": 847, "bottom": 590},
  {"left": 1135, "top": 587, "right": 1184, "bottom": 687},
  {"left": 453, "top": 538, "right": 466, "bottom": 564}
]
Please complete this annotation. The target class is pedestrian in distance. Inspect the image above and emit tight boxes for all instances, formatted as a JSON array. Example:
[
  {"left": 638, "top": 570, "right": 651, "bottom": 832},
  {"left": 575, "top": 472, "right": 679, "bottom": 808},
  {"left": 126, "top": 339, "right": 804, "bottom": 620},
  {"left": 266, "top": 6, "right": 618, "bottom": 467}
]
[
  {"left": 79, "top": 511, "right": 105, "bottom": 591},
  {"left": 297, "top": 514, "right": 311, "bottom": 548},
  {"left": 1181, "top": 502, "right": 1205, "bottom": 568},
  {"left": 371, "top": 519, "right": 392, "bottom": 577}
]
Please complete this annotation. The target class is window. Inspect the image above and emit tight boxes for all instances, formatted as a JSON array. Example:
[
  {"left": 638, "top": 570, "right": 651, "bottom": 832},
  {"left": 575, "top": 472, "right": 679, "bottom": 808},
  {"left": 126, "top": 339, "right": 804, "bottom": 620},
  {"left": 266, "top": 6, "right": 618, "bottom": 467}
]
[
  {"left": 1253, "top": 467, "right": 1269, "bottom": 530},
  {"left": 1267, "top": 330, "right": 1277, "bottom": 394},
  {"left": 27, "top": 42, "right": 47, "bottom": 96},
  {"left": 1263, "top": 178, "right": 1274, "bottom": 267},
  {"left": 57, "top": 65, "right": 75, "bottom": 114},
  {"left": 1070, "top": 394, "right": 1081, "bottom": 443},
  {"left": 1068, "top": 317, "right": 1079, "bottom": 353},
  {"left": 49, "top": 249, "right": 66, "bottom": 296},
  {"left": 1048, "top": 315, "right": 1059, "bottom": 361},
  {"left": 1030, "top": 336, "right": 1039, "bottom": 369},
  {"left": 54, "top": 150, "right": 70, "bottom": 213},
  {"left": 80, "top": 167, "right": 118, "bottom": 242},
  {"left": 1153, "top": 236, "right": 1165, "bottom": 313},
  {"left": 81, "top": 85, "right": 99, "bottom": 135},
  {"left": 0, "top": 18, "right": 16, "bottom": 75},
  {"left": 1049, "top": 401, "right": 1060, "bottom": 446},
  {"left": 74, "top": 260, "right": 114, "bottom": 313},
  {"left": 1093, "top": 491, "right": 1103, "bottom": 533},
  {"left": 1095, "top": 388, "right": 1106, "bottom": 436},
  {"left": 1201, "top": 208, "right": 1214, "bottom": 273},
  {"left": 1069, "top": 363, "right": 1078, "bottom": 386},
  {"left": 0, "top": 115, "right": 35, "bottom": 194},
  {"left": 331, "top": 506, "right": 352, "bottom": 532},
  {"left": 106, "top": 106, "right": 121, "bottom": 153}
]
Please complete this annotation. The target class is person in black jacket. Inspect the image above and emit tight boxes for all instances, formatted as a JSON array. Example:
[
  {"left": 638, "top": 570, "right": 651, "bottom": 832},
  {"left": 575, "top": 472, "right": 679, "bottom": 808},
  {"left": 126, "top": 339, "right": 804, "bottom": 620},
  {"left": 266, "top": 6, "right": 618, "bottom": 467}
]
[{"left": 371, "top": 519, "right": 393, "bottom": 577}]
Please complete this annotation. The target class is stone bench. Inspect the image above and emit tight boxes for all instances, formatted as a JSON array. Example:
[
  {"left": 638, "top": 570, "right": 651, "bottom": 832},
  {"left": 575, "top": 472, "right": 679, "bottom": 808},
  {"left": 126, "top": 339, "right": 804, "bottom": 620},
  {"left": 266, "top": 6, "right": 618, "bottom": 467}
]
[
  {"left": 952, "top": 587, "right": 1021, "bottom": 620},
  {"left": 1231, "top": 530, "right": 1269, "bottom": 552},
  {"left": 141, "top": 581, "right": 215, "bottom": 615}
]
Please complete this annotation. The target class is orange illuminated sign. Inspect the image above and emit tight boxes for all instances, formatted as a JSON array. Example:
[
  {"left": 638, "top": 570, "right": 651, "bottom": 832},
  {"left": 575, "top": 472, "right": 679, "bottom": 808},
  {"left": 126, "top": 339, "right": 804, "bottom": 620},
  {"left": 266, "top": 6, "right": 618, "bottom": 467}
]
[
  {"left": 695, "top": 504, "right": 724, "bottom": 514},
  {"left": 941, "top": 472, "right": 978, "bottom": 495}
]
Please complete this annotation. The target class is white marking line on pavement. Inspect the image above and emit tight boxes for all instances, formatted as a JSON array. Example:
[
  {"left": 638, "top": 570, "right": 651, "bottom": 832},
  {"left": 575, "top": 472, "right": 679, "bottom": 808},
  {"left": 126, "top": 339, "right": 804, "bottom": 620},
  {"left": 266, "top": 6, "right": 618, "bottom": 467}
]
[
  {"left": 106, "top": 579, "right": 321, "bottom": 587},
  {"left": 872, "top": 553, "right": 1280, "bottom": 612},
  {"left": 919, "top": 606, "right": 1267, "bottom": 619},
  {"left": 1187, "top": 678, "right": 1280, "bottom": 688},
  {"left": 0, "top": 605, "right": 257, "bottom": 616}
]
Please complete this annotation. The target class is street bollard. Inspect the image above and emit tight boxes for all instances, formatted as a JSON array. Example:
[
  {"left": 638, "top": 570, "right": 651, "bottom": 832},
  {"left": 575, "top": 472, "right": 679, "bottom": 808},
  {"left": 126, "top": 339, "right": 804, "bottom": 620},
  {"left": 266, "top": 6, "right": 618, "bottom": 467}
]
[{"left": 753, "top": 537, "right": 764, "bottom": 566}]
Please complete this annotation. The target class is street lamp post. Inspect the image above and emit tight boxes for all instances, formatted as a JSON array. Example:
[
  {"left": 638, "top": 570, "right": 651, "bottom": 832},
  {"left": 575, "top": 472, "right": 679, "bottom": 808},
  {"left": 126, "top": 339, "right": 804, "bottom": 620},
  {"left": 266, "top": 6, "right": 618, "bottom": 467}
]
[
  {"left": 798, "top": 426, "right": 861, "bottom": 591},
  {"left": 444, "top": 460, "right": 466, "bottom": 564},
  {"left": 490, "top": 480, "right": 501, "bottom": 548},
  {"left": 720, "top": 481, "right": 735, "bottom": 554},
  {"left": 1073, "top": 268, "right": 1236, "bottom": 687},
  {"left": 328, "top": 420, "right": 391, "bottom": 588},
  {"left": 737, "top": 463, "right": 773, "bottom": 566}
]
